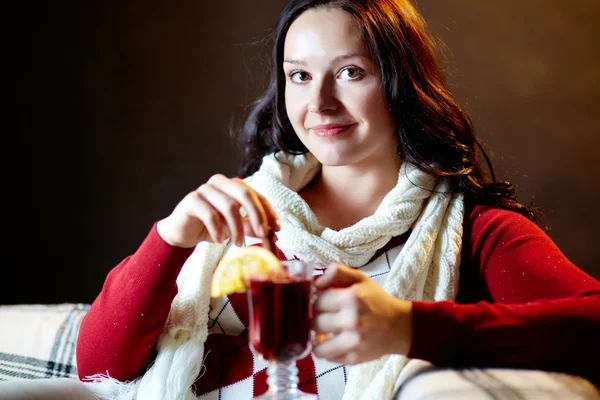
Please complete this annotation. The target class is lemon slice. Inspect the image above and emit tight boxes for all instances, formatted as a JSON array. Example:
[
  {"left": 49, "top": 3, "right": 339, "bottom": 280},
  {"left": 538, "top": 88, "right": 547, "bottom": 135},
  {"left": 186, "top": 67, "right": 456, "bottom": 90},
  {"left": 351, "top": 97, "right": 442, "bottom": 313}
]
[{"left": 211, "top": 246, "right": 283, "bottom": 297}]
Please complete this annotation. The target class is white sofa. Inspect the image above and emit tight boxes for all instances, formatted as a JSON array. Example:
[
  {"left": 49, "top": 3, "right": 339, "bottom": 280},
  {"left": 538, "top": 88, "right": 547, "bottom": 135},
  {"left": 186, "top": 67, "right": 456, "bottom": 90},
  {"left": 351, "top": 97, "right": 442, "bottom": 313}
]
[{"left": 0, "top": 304, "right": 598, "bottom": 399}]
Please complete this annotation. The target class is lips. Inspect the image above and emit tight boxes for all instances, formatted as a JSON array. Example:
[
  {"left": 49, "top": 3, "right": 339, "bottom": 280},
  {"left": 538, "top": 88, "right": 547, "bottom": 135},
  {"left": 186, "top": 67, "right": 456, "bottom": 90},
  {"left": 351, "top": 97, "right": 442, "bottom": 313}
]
[{"left": 310, "top": 123, "right": 356, "bottom": 137}]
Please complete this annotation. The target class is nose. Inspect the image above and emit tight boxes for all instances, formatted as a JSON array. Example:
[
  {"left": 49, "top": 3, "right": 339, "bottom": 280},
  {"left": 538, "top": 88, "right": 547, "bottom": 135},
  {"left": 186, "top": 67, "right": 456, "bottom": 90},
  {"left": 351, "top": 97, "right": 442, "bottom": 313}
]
[{"left": 307, "top": 77, "right": 337, "bottom": 113}]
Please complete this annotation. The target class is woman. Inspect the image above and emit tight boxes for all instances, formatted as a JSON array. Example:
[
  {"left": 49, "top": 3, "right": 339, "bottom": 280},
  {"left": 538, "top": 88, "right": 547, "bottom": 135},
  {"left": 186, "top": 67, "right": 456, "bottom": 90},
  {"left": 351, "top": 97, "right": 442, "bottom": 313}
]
[{"left": 76, "top": 0, "right": 600, "bottom": 399}]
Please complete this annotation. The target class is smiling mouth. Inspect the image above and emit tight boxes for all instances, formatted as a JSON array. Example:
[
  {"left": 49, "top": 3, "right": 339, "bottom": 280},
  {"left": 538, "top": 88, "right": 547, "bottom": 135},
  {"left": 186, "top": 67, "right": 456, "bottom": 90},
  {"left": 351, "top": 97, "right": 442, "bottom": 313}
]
[{"left": 310, "top": 124, "right": 356, "bottom": 137}]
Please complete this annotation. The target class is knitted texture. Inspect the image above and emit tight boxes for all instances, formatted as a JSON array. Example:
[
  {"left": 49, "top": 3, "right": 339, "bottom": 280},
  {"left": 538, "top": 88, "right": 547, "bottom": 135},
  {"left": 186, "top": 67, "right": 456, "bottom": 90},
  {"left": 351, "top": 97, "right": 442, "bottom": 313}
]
[{"left": 85, "top": 152, "right": 463, "bottom": 400}]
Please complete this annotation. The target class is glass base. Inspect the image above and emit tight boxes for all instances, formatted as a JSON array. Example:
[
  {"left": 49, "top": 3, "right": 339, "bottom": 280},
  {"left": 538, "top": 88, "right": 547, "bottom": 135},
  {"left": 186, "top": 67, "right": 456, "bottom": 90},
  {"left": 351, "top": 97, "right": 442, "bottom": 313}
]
[
  {"left": 252, "top": 359, "right": 318, "bottom": 400},
  {"left": 252, "top": 389, "right": 318, "bottom": 400}
]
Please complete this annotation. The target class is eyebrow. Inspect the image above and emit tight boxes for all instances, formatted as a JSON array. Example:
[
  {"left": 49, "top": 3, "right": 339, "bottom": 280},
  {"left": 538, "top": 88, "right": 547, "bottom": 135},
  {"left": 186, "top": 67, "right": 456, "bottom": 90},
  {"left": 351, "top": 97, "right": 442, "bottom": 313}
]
[{"left": 283, "top": 53, "right": 367, "bottom": 67}]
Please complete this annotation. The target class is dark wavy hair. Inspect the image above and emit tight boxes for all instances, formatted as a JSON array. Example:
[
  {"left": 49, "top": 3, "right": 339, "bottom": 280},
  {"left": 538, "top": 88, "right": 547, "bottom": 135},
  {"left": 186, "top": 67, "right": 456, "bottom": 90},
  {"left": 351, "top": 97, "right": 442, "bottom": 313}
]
[{"left": 234, "top": 0, "right": 536, "bottom": 221}]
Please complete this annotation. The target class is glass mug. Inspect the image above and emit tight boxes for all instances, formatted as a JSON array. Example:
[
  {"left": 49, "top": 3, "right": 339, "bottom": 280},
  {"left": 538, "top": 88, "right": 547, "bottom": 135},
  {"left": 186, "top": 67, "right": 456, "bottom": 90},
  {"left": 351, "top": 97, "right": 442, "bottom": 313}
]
[{"left": 247, "top": 260, "right": 318, "bottom": 400}]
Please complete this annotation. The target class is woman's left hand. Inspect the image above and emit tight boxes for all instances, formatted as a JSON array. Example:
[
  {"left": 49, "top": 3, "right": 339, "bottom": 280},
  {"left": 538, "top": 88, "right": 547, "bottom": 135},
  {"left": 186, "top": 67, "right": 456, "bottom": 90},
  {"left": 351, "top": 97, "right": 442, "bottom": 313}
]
[{"left": 312, "top": 263, "right": 412, "bottom": 365}]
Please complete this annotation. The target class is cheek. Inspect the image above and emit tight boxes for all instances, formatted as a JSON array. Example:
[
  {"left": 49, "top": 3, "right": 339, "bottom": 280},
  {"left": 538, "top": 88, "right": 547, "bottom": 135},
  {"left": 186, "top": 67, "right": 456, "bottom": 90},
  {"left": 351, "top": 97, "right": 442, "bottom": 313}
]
[
  {"left": 354, "top": 88, "right": 391, "bottom": 127},
  {"left": 285, "top": 88, "right": 305, "bottom": 127}
]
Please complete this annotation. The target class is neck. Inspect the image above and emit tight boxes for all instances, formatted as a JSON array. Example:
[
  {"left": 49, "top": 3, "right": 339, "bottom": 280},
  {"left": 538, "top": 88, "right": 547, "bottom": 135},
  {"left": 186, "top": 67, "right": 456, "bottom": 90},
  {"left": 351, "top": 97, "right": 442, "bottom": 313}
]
[
  {"left": 300, "top": 155, "right": 402, "bottom": 229},
  {"left": 321, "top": 160, "right": 400, "bottom": 201}
]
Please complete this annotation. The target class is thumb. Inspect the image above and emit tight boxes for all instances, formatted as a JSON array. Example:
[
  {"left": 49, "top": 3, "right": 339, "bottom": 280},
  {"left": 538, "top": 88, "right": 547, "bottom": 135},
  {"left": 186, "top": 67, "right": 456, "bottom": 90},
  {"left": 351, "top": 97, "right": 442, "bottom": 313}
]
[{"left": 315, "top": 263, "right": 367, "bottom": 290}]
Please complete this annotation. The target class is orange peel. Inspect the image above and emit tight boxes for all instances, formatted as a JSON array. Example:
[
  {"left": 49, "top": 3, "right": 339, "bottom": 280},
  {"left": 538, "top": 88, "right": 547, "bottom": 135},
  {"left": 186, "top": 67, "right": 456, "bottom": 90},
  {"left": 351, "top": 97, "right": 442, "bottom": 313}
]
[{"left": 210, "top": 246, "right": 283, "bottom": 297}]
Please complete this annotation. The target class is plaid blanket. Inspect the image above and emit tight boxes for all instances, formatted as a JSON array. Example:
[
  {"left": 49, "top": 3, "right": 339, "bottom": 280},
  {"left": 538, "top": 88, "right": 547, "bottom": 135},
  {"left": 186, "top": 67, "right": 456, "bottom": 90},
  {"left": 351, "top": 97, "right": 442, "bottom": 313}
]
[{"left": 0, "top": 303, "right": 89, "bottom": 381}]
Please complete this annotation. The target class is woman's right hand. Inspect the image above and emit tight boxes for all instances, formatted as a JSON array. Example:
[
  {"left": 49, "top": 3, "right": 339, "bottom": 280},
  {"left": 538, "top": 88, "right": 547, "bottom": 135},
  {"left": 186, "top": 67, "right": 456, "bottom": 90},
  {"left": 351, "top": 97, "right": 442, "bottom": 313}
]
[{"left": 156, "top": 174, "right": 279, "bottom": 248}]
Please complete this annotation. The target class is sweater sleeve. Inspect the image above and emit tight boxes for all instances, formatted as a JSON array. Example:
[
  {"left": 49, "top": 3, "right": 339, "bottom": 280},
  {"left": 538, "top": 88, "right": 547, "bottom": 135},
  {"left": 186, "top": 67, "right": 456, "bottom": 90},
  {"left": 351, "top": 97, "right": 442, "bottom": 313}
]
[
  {"left": 76, "top": 222, "right": 194, "bottom": 381},
  {"left": 407, "top": 205, "right": 600, "bottom": 384}
]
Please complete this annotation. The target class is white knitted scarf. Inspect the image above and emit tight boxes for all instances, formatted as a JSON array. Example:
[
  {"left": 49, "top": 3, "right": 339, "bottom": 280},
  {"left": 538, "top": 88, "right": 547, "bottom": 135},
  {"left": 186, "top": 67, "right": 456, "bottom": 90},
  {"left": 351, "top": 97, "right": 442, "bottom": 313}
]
[{"left": 85, "top": 152, "right": 464, "bottom": 400}]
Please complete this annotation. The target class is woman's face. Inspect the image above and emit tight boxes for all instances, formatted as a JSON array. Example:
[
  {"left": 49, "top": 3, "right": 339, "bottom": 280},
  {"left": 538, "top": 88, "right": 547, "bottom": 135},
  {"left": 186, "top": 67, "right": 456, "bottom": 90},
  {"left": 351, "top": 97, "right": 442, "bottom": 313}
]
[{"left": 283, "top": 7, "right": 397, "bottom": 168}]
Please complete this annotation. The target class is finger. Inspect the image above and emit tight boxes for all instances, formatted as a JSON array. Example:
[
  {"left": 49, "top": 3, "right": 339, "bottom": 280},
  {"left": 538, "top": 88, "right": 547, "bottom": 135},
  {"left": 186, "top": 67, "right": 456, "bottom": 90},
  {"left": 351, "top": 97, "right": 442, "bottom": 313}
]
[
  {"left": 186, "top": 191, "right": 229, "bottom": 243},
  {"left": 242, "top": 218, "right": 260, "bottom": 238},
  {"left": 312, "top": 330, "right": 360, "bottom": 362},
  {"left": 313, "top": 288, "right": 352, "bottom": 313},
  {"left": 197, "top": 184, "right": 244, "bottom": 247},
  {"left": 232, "top": 177, "right": 271, "bottom": 236},
  {"left": 314, "top": 263, "right": 367, "bottom": 290},
  {"left": 312, "top": 309, "right": 357, "bottom": 333},
  {"left": 210, "top": 175, "right": 268, "bottom": 238},
  {"left": 254, "top": 191, "right": 280, "bottom": 232}
]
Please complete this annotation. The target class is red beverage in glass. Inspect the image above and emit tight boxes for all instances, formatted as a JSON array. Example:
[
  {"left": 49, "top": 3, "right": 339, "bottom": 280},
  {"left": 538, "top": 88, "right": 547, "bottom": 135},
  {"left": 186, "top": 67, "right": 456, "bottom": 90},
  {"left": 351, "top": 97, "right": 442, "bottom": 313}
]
[
  {"left": 248, "top": 277, "right": 312, "bottom": 361},
  {"left": 247, "top": 260, "right": 317, "bottom": 400}
]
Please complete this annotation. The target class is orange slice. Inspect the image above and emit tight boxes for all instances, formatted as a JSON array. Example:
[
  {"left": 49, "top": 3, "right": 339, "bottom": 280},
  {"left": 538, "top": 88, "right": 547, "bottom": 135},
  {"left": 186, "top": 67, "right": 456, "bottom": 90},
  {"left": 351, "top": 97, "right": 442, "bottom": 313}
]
[{"left": 211, "top": 246, "right": 283, "bottom": 297}]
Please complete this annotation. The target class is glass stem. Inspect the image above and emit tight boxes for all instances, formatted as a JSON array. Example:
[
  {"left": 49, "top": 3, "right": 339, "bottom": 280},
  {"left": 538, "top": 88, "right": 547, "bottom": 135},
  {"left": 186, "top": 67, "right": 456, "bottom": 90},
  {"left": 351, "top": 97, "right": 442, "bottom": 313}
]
[{"left": 266, "top": 359, "right": 299, "bottom": 394}]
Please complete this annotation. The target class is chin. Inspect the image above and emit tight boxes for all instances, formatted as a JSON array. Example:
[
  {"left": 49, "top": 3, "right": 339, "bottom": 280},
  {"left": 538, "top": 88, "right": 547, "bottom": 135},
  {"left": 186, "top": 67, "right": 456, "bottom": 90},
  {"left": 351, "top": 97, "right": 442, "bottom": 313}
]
[{"left": 308, "top": 147, "right": 357, "bottom": 167}]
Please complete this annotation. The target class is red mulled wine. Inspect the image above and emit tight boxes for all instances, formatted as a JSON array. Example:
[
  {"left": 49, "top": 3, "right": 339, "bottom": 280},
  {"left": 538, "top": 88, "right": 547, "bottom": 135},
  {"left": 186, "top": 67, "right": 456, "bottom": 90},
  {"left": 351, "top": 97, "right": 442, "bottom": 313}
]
[{"left": 248, "top": 277, "right": 312, "bottom": 361}]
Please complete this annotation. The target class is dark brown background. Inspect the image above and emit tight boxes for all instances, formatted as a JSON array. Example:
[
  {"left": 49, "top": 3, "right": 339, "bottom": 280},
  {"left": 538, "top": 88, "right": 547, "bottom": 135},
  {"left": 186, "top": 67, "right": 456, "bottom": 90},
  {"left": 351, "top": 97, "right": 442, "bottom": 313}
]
[{"left": 6, "top": 0, "right": 599, "bottom": 305}]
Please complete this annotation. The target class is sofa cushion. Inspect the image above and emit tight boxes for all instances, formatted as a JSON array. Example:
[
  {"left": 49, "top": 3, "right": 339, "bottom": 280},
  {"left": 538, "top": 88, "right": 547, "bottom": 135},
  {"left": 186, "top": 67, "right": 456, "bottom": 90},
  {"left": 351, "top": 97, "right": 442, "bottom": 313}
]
[
  {"left": 394, "top": 367, "right": 600, "bottom": 399},
  {"left": 0, "top": 303, "right": 89, "bottom": 380}
]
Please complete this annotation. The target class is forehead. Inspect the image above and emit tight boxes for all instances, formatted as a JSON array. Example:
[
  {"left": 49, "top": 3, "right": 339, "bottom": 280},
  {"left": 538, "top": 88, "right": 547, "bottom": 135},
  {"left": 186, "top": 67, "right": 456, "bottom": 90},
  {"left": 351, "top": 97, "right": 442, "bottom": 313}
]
[{"left": 284, "top": 7, "right": 368, "bottom": 59}]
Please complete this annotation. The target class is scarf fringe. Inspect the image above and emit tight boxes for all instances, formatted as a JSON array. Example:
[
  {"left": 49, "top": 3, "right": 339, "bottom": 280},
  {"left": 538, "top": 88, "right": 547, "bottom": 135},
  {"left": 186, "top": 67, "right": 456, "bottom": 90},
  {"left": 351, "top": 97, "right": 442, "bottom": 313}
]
[{"left": 84, "top": 373, "right": 140, "bottom": 400}]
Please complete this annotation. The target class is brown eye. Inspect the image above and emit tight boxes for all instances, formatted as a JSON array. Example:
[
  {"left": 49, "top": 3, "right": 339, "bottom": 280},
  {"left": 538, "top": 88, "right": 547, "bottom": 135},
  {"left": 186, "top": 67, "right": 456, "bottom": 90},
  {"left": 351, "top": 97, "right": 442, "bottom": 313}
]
[
  {"left": 347, "top": 68, "right": 359, "bottom": 78},
  {"left": 339, "top": 67, "right": 364, "bottom": 80},
  {"left": 290, "top": 71, "right": 311, "bottom": 83}
]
